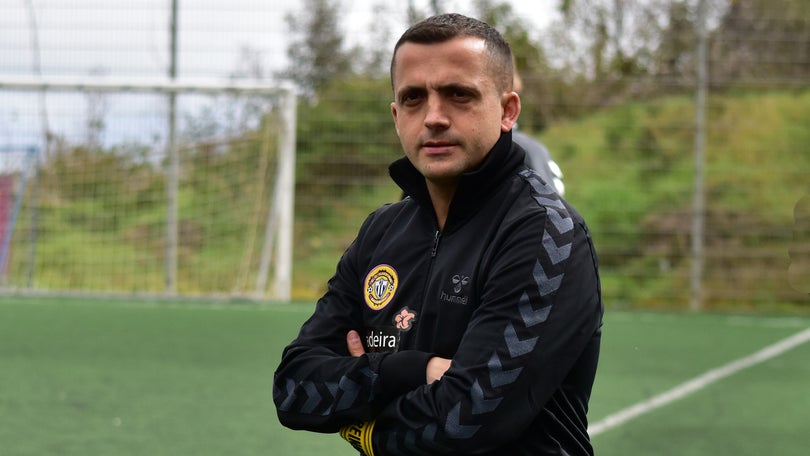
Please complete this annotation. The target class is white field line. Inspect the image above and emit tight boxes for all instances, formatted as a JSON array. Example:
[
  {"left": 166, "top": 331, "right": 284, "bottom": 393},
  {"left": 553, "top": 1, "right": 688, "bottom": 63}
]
[{"left": 589, "top": 326, "right": 810, "bottom": 437}]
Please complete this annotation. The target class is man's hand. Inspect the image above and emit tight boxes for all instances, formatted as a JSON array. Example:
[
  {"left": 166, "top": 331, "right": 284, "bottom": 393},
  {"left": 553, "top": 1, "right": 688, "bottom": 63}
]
[
  {"left": 347, "top": 330, "right": 365, "bottom": 356},
  {"left": 346, "top": 330, "right": 451, "bottom": 384},
  {"left": 426, "top": 357, "right": 451, "bottom": 384}
]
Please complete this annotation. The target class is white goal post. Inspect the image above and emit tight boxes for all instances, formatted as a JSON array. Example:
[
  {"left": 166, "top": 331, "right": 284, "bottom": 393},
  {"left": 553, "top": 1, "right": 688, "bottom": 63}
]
[{"left": 0, "top": 75, "right": 297, "bottom": 301}]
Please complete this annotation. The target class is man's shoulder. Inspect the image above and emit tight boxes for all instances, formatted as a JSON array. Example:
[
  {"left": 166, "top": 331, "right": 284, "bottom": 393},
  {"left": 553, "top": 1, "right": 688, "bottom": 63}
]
[
  {"left": 359, "top": 198, "right": 418, "bottom": 230},
  {"left": 514, "top": 169, "right": 585, "bottom": 225}
]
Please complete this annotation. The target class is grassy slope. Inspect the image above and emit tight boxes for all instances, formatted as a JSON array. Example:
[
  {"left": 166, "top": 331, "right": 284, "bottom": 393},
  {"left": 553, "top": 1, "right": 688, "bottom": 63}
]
[{"left": 538, "top": 89, "right": 810, "bottom": 309}]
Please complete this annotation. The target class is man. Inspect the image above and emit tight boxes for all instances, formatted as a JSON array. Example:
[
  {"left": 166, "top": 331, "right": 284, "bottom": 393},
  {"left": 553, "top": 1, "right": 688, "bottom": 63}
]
[{"left": 274, "top": 13, "right": 603, "bottom": 456}]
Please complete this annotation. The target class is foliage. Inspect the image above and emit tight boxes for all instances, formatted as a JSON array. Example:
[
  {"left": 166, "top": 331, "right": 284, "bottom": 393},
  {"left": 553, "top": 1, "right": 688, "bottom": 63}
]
[
  {"left": 278, "top": 0, "right": 355, "bottom": 97},
  {"left": 38, "top": 139, "right": 164, "bottom": 215},
  {"left": 9, "top": 85, "right": 809, "bottom": 307},
  {"left": 710, "top": 0, "right": 810, "bottom": 87},
  {"left": 539, "top": 89, "right": 810, "bottom": 308},
  {"left": 294, "top": 76, "right": 402, "bottom": 203},
  {"left": 473, "top": 0, "right": 556, "bottom": 132},
  {"left": 12, "top": 116, "right": 281, "bottom": 293},
  {"left": 7, "top": 0, "right": 810, "bottom": 308}
]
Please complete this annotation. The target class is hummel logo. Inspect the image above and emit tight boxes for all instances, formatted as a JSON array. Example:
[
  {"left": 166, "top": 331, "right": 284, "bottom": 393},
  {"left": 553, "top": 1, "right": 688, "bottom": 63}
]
[
  {"left": 452, "top": 275, "right": 470, "bottom": 294},
  {"left": 441, "top": 274, "right": 471, "bottom": 305}
]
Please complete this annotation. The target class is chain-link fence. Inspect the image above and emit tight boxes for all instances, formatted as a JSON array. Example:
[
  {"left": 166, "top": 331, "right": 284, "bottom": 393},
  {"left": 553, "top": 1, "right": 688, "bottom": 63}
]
[{"left": 1, "top": 1, "right": 808, "bottom": 309}]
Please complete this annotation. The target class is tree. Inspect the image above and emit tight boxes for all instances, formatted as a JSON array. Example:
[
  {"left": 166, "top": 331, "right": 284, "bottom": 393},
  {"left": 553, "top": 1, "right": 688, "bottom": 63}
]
[
  {"left": 555, "top": 0, "right": 666, "bottom": 80},
  {"left": 710, "top": 0, "right": 810, "bottom": 87},
  {"left": 279, "top": 0, "right": 354, "bottom": 96},
  {"left": 473, "top": 0, "right": 555, "bottom": 131},
  {"left": 654, "top": 1, "right": 698, "bottom": 83},
  {"left": 356, "top": 1, "right": 396, "bottom": 77}
]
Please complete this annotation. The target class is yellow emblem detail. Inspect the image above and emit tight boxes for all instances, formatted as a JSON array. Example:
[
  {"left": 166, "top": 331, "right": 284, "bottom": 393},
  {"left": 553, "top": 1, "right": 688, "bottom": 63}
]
[{"left": 364, "top": 264, "right": 398, "bottom": 310}]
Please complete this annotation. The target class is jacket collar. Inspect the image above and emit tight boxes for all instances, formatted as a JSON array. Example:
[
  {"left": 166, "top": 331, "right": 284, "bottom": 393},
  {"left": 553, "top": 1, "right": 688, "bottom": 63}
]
[{"left": 389, "top": 130, "right": 525, "bottom": 230}]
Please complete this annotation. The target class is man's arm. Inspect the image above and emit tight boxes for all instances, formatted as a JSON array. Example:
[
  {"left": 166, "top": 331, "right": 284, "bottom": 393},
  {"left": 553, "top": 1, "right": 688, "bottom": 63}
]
[
  {"left": 274, "top": 209, "right": 435, "bottom": 434},
  {"left": 347, "top": 330, "right": 451, "bottom": 384}
]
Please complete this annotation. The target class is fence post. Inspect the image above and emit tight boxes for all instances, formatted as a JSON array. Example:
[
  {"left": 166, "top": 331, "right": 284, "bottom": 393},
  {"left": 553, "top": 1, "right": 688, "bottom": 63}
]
[
  {"left": 165, "top": 0, "right": 180, "bottom": 295},
  {"left": 691, "top": 0, "right": 708, "bottom": 310}
]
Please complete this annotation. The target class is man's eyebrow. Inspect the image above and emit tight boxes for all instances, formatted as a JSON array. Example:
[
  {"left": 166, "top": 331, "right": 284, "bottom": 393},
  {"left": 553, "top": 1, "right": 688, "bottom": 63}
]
[
  {"left": 395, "top": 85, "right": 426, "bottom": 99},
  {"left": 436, "top": 82, "right": 478, "bottom": 92},
  {"left": 436, "top": 83, "right": 480, "bottom": 96}
]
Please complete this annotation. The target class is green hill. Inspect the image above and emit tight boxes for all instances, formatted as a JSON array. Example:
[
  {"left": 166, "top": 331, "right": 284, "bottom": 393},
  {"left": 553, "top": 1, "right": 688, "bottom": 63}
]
[{"left": 536, "top": 89, "right": 810, "bottom": 310}]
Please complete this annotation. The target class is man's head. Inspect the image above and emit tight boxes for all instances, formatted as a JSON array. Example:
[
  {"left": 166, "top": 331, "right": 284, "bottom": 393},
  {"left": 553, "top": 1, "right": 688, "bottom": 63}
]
[
  {"left": 390, "top": 13, "right": 514, "bottom": 93},
  {"left": 389, "top": 14, "right": 520, "bottom": 190}
]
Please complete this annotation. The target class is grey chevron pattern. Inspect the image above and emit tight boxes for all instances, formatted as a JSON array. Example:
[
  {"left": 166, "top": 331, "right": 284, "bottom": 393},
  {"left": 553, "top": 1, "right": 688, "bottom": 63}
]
[
  {"left": 533, "top": 193, "right": 565, "bottom": 210},
  {"left": 335, "top": 376, "right": 359, "bottom": 411},
  {"left": 504, "top": 322, "right": 538, "bottom": 358},
  {"left": 519, "top": 291, "right": 551, "bottom": 327},
  {"left": 487, "top": 351, "right": 523, "bottom": 388},
  {"left": 277, "top": 378, "right": 297, "bottom": 411},
  {"left": 445, "top": 403, "right": 481, "bottom": 439},
  {"left": 471, "top": 379, "right": 502, "bottom": 414},
  {"left": 275, "top": 366, "right": 380, "bottom": 418},
  {"left": 543, "top": 230, "right": 572, "bottom": 265},
  {"left": 301, "top": 381, "right": 321, "bottom": 413},
  {"left": 534, "top": 259, "right": 564, "bottom": 296},
  {"left": 325, "top": 381, "right": 339, "bottom": 398},
  {"left": 546, "top": 205, "right": 575, "bottom": 233},
  {"left": 433, "top": 170, "right": 575, "bottom": 444}
]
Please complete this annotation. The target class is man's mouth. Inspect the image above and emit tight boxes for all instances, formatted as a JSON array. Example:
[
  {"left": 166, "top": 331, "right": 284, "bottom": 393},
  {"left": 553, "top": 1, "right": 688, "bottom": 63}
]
[{"left": 422, "top": 141, "right": 456, "bottom": 153}]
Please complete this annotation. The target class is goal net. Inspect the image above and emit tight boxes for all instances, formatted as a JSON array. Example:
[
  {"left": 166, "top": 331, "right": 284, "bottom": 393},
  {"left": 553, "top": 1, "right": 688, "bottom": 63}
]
[{"left": 0, "top": 76, "right": 296, "bottom": 299}]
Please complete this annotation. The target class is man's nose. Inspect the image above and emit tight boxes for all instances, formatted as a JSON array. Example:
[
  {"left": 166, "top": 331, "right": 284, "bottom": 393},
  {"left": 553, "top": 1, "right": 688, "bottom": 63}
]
[{"left": 424, "top": 98, "right": 450, "bottom": 129}]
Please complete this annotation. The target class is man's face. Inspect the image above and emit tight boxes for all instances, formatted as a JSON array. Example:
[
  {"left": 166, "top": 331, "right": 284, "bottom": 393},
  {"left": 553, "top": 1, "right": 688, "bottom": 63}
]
[{"left": 391, "top": 36, "right": 520, "bottom": 188}]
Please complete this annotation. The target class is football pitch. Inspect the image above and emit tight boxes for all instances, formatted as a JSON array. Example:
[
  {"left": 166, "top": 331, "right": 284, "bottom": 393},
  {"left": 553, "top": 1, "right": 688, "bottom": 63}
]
[{"left": 2, "top": 295, "right": 809, "bottom": 455}]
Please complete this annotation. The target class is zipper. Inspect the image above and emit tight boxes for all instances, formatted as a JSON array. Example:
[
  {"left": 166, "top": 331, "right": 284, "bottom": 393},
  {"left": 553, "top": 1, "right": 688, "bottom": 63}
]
[
  {"left": 431, "top": 230, "right": 442, "bottom": 258},
  {"left": 421, "top": 230, "right": 441, "bottom": 314}
]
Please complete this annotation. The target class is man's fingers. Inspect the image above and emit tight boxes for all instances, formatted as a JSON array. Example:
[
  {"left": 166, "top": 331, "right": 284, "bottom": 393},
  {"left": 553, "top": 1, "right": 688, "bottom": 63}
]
[
  {"left": 347, "top": 330, "right": 365, "bottom": 357},
  {"left": 426, "top": 356, "right": 451, "bottom": 384}
]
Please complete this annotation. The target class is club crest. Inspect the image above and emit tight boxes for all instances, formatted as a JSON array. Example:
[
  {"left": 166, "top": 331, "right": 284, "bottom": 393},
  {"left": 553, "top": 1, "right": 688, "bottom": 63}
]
[{"left": 364, "top": 264, "right": 398, "bottom": 310}]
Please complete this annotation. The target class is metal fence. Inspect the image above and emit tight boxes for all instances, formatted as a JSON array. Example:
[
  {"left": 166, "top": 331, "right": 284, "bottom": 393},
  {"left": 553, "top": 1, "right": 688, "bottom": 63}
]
[{"left": 1, "top": 1, "right": 808, "bottom": 309}]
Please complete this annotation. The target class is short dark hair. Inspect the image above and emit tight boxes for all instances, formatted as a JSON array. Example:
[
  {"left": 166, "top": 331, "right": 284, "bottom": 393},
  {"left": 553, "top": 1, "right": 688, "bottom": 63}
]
[{"left": 390, "top": 13, "right": 514, "bottom": 93}]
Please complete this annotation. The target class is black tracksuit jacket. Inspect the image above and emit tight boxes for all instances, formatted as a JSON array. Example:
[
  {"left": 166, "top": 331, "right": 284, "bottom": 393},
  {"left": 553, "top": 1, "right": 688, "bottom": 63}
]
[{"left": 274, "top": 131, "right": 603, "bottom": 455}]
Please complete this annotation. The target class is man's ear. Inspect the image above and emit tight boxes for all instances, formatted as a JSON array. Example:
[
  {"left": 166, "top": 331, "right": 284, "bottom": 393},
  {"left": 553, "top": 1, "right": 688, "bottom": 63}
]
[
  {"left": 500, "top": 91, "right": 521, "bottom": 132},
  {"left": 391, "top": 101, "right": 401, "bottom": 136}
]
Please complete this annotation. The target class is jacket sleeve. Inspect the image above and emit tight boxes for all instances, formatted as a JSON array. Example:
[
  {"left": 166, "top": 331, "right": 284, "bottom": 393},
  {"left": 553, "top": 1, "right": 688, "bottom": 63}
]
[
  {"left": 370, "top": 199, "right": 603, "bottom": 455},
  {"left": 273, "top": 208, "right": 434, "bottom": 433}
]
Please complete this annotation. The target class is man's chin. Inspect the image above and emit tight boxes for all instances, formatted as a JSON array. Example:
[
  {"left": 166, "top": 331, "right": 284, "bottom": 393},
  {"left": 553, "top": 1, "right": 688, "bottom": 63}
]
[{"left": 423, "top": 171, "right": 461, "bottom": 188}]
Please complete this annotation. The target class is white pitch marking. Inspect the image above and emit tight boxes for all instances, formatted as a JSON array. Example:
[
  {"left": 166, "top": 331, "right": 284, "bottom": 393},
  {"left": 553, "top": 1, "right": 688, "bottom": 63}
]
[{"left": 589, "top": 326, "right": 810, "bottom": 436}]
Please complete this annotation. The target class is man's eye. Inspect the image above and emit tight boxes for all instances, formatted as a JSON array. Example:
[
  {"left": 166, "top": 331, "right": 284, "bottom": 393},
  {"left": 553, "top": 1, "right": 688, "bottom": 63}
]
[{"left": 402, "top": 93, "right": 422, "bottom": 104}]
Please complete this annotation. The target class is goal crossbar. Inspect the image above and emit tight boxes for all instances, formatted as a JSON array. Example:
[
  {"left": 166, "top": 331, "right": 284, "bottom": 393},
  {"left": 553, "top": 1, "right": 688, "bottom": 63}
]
[{"left": 0, "top": 75, "right": 294, "bottom": 95}]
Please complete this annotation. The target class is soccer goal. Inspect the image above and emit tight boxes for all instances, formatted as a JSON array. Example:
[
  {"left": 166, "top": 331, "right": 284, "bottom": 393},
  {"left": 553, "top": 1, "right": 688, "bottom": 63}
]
[{"left": 0, "top": 76, "right": 296, "bottom": 300}]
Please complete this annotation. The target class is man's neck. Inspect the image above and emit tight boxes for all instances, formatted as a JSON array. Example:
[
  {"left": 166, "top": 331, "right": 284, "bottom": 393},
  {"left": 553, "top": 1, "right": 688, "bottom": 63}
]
[{"left": 426, "top": 180, "right": 457, "bottom": 231}]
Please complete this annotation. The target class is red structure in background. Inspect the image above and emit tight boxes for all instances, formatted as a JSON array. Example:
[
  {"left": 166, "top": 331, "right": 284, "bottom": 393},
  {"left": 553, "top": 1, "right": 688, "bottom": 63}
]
[{"left": 0, "top": 175, "right": 13, "bottom": 276}]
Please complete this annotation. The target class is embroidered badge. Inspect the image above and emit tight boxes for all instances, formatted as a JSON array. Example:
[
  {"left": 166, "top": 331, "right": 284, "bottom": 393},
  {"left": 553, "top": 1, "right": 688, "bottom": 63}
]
[
  {"left": 393, "top": 306, "right": 417, "bottom": 331},
  {"left": 364, "top": 264, "right": 398, "bottom": 311}
]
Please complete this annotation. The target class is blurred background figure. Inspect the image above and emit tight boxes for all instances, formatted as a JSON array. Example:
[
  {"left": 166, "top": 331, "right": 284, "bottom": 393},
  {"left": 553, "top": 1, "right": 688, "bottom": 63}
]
[{"left": 512, "top": 66, "right": 565, "bottom": 196}]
